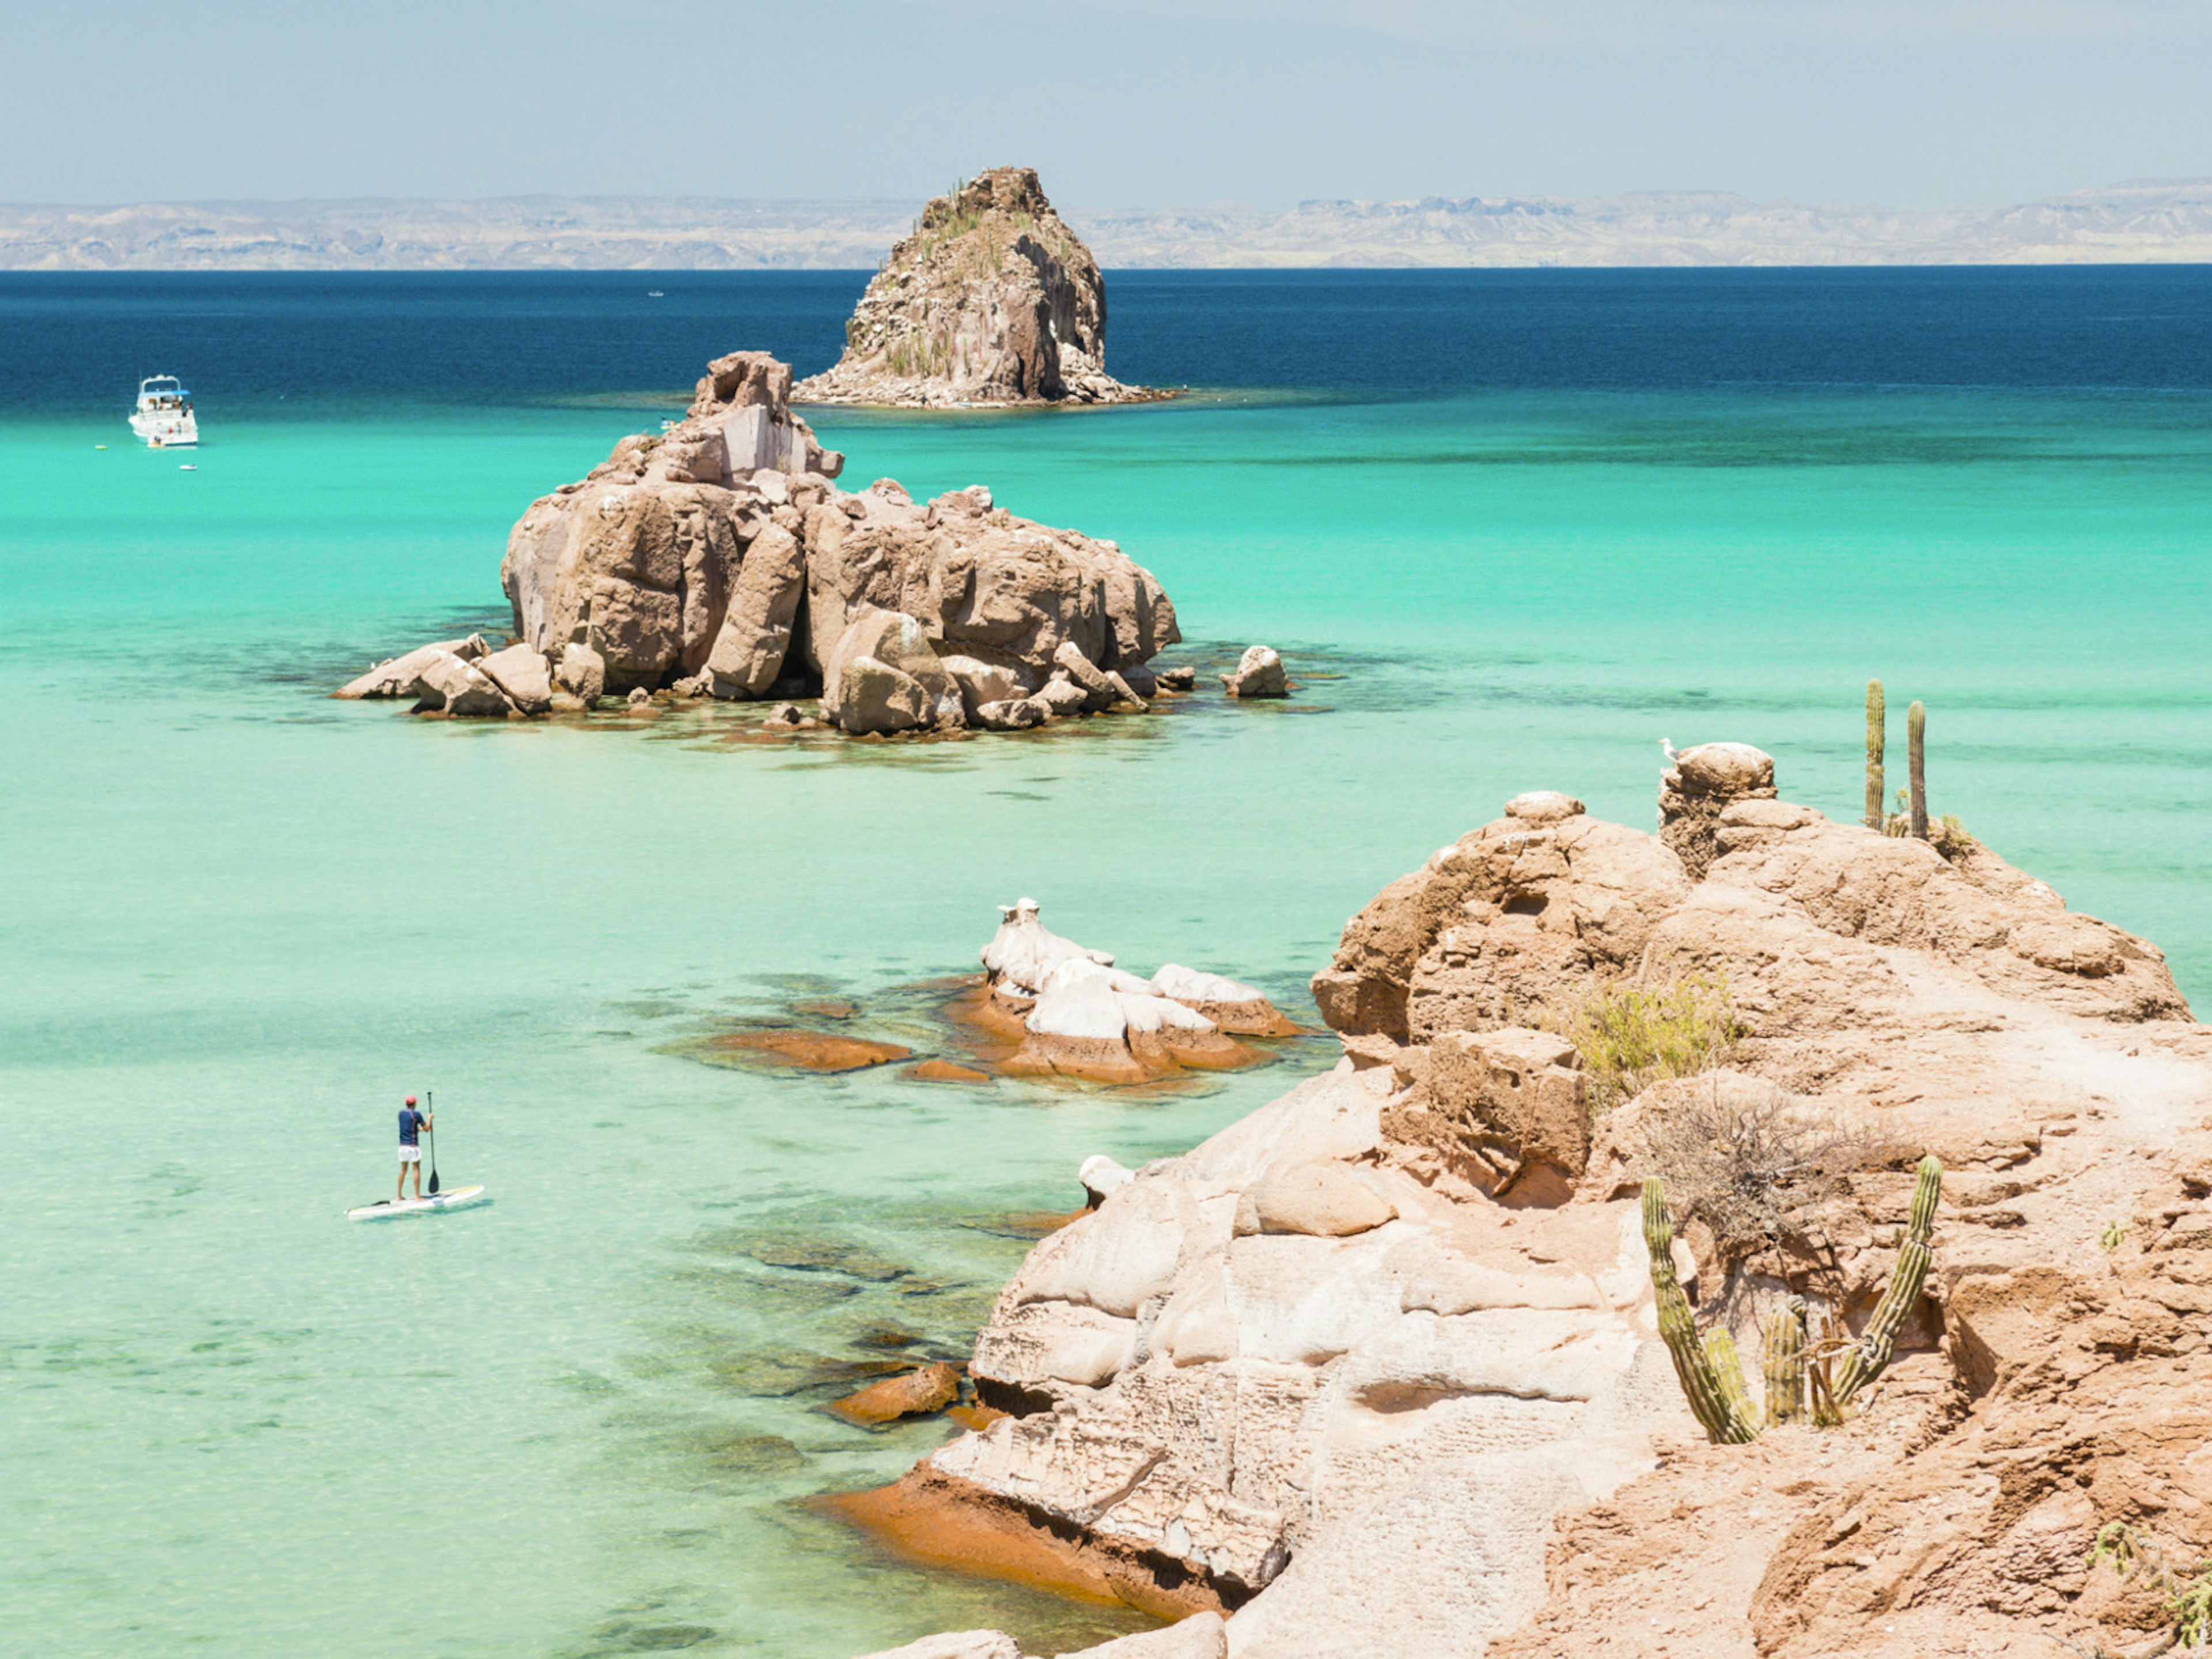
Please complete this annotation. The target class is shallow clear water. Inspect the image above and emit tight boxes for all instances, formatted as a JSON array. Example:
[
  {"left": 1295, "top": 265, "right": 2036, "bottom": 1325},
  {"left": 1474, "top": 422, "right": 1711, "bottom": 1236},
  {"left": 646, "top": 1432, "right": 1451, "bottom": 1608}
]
[{"left": 3, "top": 270, "right": 2209, "bottom": 1657}]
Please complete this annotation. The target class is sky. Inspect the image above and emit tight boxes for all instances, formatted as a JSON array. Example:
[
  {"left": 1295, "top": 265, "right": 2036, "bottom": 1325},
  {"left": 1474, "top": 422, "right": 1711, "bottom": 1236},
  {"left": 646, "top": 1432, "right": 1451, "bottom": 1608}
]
[{"left": 2, "top": 0, "right": 2208, "bottom": 210}]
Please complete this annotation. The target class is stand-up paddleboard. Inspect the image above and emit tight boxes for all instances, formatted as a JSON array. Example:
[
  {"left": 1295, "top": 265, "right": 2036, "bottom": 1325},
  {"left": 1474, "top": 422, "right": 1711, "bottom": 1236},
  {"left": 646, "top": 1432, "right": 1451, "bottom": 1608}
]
[{"left": 347, "top": 1184, "right": 488, "bottom": 1221}]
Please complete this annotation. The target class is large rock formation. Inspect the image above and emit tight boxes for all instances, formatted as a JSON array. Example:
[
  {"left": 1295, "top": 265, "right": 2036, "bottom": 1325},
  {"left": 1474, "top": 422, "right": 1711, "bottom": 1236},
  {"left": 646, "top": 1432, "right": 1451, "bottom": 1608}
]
[
  {"left": 339, "top": 351, "right": 1181, "bottom": 733},
  {"left": 794, "top": 169, "right": 1162, "bottom": 409},
  {"left": 831, "top": 748, "right": 2212, "bottom": 1659}
]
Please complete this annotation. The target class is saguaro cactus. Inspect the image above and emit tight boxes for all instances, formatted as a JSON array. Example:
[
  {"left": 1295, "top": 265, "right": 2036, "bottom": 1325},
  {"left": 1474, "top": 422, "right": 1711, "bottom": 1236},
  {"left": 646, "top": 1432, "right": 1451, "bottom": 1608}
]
[
  {"left": 1832, "top": 1155, "right": 1944, "bottom": 1404},
  {"left": 1908, "top": 700, "right": 1928, "bottom": 840},
  {"left": 1865, "top": 680, "right": 1887, "bottom": 831},
  {"left": 1642, "top": 1179, "right": 1760, "bottom": 1444},
  {"left": 1763, "top": 1298, "right": 1808, "bottom": 1426}
]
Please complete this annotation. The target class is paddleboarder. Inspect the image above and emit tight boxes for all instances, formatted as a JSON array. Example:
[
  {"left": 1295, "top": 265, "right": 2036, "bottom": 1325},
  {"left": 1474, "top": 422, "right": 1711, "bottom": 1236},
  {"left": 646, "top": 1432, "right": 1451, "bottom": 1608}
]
[{"left": 396, "top": 1094, "right": 433, "bottom": 1202}]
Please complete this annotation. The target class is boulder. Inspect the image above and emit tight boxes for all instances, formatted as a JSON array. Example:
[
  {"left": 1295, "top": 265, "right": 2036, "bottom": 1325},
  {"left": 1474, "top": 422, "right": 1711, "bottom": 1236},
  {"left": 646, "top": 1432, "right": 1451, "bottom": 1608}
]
[
  {"left": 336, "top": 634, "right": 490, "bottom": 699},
  {"left": 704, "top": 520, "right": 805, "bottom": 697},
  {"left": 980, "top": 899, "right": 1113, "bottom": 1001},
  {"left": 554, "top": 642, "right": 606, "bottom": 703},
  {"left": 1503, "top": 790, "right": 1585, "bottom": 823},
  {"left": 1383, "top": 1027, "right": 1588, "bottom": 1200},
  {"left": 941, "top": 653, "right": 1027, "bottom": 717},
  {"left": 1221, "top": 645, "right": 1288, "bottom": 699},
  {"left": 1659, "top": 741, "right": 1778, "bottom": 878},
  {"left": 824, "top": 607, "right": 963, "bottom": 734},
  {"left": 1078, "top": 1155, "right": 1135, "bottom": 1206},
  {"left": 1240, "top": 1161, "right": 1396, "bottom": 1237},
  {"left": 1035, "top": 677, "right": 1090, "bottom": 718},
  {"left": 1156, "top": 665, "right": 1197, "bottom": 691},
  {"left": 1051, "top": 640, "right": 1119, "bottom": 710},
  {"left": 1150, "top": 964, "right": 1300, "bottom": 1036},
  {"left": 409, "top": 652, "right": 513, "bottom": 718},
  {"left": 827, "top": 1361, "right": 961, "bottom": 1427},
  {"left": 475, "top": 643, "right": 553, "bottom": 715},
  {"left": 835, "top": 658, "right": 930, "bottom": 734},
  {"left": 973, "top": 698, "right": 1046, "bottom": 732},
  {"left": 793, "top": 168, "right": 1161, "bottom": 409}
]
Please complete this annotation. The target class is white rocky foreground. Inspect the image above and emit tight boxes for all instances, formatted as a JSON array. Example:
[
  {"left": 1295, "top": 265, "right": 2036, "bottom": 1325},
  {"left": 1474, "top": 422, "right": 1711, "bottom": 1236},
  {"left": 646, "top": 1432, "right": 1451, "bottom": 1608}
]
[{"left": 854, "top": 1059, "right": 1685, "bottom": 1658}]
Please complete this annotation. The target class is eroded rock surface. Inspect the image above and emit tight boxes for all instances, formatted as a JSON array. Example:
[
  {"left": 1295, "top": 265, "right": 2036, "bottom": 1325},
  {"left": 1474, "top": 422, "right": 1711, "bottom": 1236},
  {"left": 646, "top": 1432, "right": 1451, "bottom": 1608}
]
[
  {"left": 796, "top": 168, "right": 1162, "bottom": 409},
  {"left": 836, "top": 749, "right": 2212, "bottom": 1659}
]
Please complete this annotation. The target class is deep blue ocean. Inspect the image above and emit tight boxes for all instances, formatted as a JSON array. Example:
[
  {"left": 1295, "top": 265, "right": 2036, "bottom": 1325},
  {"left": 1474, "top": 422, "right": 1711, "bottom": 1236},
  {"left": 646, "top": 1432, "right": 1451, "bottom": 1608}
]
[{"left": 3, "top": 265, "right": 2209, "bottom": 1659}]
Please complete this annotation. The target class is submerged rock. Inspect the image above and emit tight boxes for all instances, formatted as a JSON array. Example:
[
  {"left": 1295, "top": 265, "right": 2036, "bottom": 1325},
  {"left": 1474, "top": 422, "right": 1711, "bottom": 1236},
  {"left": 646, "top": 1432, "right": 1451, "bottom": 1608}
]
[
  {"left": 794, "top": 168, "right": 1165, "bottom": 410},
  {"left": 702, "top": 1030, "right": 914, "bottom": 1073},
  {"left": 826, "top": 1361, "right": 961, "bottom": 1428}
]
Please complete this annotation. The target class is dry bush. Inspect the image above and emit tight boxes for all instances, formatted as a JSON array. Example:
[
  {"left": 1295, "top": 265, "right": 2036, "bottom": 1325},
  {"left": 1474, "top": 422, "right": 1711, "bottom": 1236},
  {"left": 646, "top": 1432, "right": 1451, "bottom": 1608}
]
[
  {"left": 1638, "top": 1079, "right": 1909, "bottom": 1257},
  {"left": 1553, "top": 971, "right": 1741, "bottom": 1113}
]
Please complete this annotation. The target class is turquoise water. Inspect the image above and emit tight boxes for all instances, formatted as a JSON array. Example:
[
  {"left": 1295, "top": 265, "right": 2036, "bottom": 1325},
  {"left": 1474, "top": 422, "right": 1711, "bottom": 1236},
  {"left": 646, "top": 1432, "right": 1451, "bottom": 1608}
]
[{"left": 5, "top": 272, "right": 2211, "bottom": 1657}]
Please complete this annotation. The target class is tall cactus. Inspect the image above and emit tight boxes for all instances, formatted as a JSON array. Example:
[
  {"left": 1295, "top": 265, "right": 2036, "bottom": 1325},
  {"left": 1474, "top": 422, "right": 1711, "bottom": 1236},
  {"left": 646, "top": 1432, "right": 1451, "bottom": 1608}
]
[
  {"left": 1864, "top": 680, "right": 1887, "bottom": 831},
  {"left": 1832, "top": 1155, "right": 1944, "bottom": 1404},
  {"left": 1908, "top": 700, "right": 1929, "bottom": 840},
  {"left": 1763, "top": 1298, "right": 1807, "bottom": 1426},
  {"left": 1642, "top": 1179, "right": 1759, "bottom": 1444}
]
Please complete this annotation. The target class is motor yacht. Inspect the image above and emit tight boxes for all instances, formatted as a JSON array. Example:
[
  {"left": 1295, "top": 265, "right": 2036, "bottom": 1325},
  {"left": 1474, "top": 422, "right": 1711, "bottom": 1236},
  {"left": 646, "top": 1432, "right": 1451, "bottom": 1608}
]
[{"left": 130, "top": 376, "right": 199, "bottom": 448}]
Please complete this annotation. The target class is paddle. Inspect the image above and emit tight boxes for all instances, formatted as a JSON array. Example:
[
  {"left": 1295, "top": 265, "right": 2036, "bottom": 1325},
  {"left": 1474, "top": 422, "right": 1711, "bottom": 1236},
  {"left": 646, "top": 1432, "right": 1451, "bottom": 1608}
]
[{"left": 426, "top": 1089, "right": 440, "bottom": 1196}]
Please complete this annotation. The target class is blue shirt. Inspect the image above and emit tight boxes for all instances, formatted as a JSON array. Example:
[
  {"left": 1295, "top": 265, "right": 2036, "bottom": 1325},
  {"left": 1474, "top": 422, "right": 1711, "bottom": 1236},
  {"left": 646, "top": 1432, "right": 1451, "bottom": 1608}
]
[{"left": 399, "top": 1108, "right": 426, "bottom": 1146}]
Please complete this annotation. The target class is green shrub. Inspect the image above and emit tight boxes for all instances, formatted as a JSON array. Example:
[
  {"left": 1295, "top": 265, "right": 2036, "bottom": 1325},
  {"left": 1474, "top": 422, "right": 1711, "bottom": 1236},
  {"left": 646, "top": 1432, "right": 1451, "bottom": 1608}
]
[{"left": 1558, "top": 972, "right": 1741, "bottom": 1112}]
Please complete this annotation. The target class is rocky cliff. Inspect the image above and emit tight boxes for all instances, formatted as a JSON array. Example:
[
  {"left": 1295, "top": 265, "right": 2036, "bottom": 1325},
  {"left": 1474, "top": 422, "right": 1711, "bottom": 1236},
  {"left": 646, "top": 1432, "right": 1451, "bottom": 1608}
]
[
  {"left": 339, "top": 350, "right": 1180, "bottom": 733},
  {"left": 794, "top": 169, "right": 1161, "bottom": 409},
  {"left": 835, "top": 746, "right": 2212, "bottom": 1659}
]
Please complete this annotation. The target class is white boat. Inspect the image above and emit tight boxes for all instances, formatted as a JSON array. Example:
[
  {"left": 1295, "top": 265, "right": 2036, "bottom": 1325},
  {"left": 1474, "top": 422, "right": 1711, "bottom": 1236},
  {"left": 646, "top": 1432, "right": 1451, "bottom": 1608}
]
[{"left": 129, "top": 375, "right": 199, "bottom": 448}]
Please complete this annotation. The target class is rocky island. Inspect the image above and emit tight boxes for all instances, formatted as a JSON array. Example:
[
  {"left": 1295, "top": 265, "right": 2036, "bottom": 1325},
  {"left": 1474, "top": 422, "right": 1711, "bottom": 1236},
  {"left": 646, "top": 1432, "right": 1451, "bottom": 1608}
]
[
  {"left": 828, "top": 744, "right": 2212, "bottom": 1659},
  {"left": 338, "top": 350, "right": 1181, "bottom": 734},
  {"left": 794, "top": 169, "right": 1166, "bottom": 410}
]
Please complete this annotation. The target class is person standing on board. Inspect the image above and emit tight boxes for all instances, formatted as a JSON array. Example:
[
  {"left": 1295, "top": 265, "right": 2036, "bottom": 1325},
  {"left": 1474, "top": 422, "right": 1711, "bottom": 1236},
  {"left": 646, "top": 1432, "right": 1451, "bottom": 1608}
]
[{"left": 397, "top": 1094, "right": 433, "bottom": 1201}]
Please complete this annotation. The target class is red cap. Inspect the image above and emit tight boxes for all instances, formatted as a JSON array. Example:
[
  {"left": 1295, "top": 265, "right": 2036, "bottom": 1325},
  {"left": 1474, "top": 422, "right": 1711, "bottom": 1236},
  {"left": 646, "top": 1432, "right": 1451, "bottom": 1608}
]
[{"left": 405, "top": 1094, "right": 418, "bottom": 1105}]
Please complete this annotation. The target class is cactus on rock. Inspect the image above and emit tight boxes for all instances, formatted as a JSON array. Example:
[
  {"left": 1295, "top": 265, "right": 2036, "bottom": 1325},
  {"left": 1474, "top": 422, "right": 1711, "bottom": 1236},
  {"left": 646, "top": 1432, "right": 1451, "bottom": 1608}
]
[
  {"left": 1865, "top": 679, "right": 1886, "bottom": 831},
  {"left": 1646, "top": 1157, "right": 1942, "bottom": 1438},
  {"left": 1763, "top": 1298, "right": 1808, "bottom": 1426},
  {"left": 1832, "top": 1154, "right": 1944, "bottom": 1404},
  {"left": 1642, "top": 1179, "right": 1760, "bottom": 1444},
  {"left": 1908, "top": 700, "right": 1929, "bottom": 840}
]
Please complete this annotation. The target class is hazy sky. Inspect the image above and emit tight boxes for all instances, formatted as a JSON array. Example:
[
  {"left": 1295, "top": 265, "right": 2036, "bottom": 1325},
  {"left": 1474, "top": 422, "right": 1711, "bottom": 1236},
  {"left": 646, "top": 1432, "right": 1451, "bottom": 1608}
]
[{"left": 4, "top": 0, "right": 2208, "bottom": 209}]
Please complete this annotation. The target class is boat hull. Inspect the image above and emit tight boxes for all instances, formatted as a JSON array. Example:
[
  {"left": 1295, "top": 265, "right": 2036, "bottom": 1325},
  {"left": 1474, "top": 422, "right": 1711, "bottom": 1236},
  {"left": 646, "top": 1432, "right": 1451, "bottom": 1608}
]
[{"left": 129, "top": 411, "right": 199, "bottom": 448}]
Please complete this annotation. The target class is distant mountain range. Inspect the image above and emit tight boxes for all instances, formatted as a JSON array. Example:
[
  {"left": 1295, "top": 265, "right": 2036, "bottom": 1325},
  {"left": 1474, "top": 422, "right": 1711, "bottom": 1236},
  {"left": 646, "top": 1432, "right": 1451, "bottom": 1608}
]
[{"left": 6, "top": 179, "right": 2212, "bottom": 270}]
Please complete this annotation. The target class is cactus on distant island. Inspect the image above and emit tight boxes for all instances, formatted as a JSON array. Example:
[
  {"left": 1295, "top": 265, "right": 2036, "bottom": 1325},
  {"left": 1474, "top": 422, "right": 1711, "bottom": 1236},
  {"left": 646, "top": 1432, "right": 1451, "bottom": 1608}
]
[
  {"left": 1831, "top": 1155, "right": 1944, "bottom": 1404},
  {"left": 1763, "top": 1298, "right": 1808, "bottom": 1426},
  {"left": 1908, "top": 700, "right": 1929, "bottom": 840},
  {"left": 1865, "top": 680, "right": 1886, "bottom": 831},
  {"left": 1642, "top": 1179, "right": 1760, "bottom": 1444}
]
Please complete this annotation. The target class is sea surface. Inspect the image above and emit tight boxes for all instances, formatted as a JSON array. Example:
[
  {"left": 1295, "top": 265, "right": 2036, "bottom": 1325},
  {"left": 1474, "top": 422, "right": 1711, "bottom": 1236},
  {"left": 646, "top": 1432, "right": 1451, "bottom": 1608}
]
[{"left": 3, "top": 267, "right": 2210, "bottom": 1658}]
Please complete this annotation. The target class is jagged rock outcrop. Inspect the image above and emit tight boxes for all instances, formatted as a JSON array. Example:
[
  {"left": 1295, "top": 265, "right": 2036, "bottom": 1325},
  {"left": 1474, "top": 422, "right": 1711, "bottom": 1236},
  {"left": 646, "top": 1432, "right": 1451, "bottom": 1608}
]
[
  {"left": 339, "top": 353, "right": 1180, "bottom": 733},
  {"left": 795, "top": 169, "right": 1164, "bottom": 409},
  {"left": 832, "top": 750, "right": 2212, "bottom": 1659},
  {"left": 976, "top": 900, "right": 1298, "bottom": 1082}
]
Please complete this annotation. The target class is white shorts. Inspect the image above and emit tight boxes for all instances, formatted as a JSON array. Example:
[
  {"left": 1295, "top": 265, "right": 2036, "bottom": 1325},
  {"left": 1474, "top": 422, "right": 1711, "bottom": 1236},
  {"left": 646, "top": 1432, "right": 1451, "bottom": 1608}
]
[{"left": 398, "top": 1145, "right": 421, "bottom": 1163}]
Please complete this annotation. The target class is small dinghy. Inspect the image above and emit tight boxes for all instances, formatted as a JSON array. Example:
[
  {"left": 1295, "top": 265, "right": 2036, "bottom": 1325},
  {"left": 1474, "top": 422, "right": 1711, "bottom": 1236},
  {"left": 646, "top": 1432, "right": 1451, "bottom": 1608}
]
[{"left": 347, "top": 1184, "right": 488, "bottom": 1221}]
